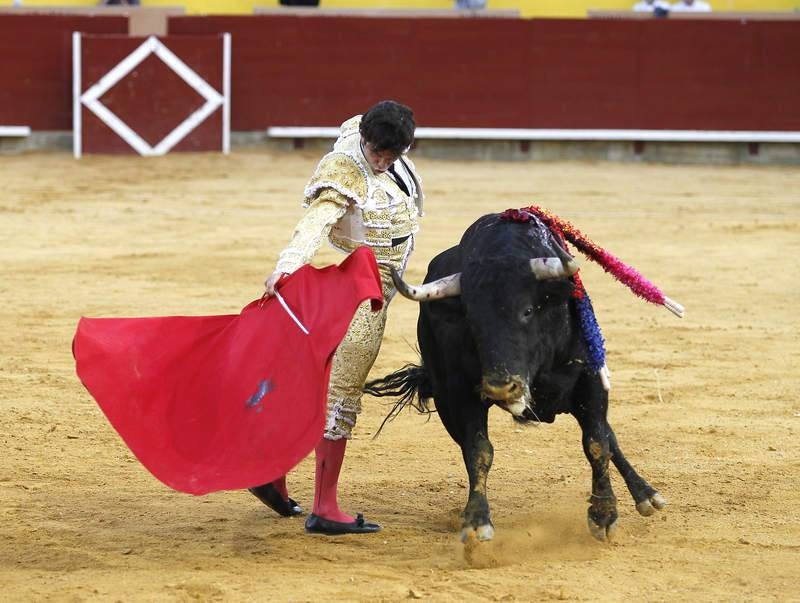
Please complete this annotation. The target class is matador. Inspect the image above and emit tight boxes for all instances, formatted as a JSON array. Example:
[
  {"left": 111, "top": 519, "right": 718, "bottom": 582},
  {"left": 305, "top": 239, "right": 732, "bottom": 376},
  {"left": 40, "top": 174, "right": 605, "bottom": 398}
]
[{"left": 251, "top": 101, "right": 423, "bottom": 535}]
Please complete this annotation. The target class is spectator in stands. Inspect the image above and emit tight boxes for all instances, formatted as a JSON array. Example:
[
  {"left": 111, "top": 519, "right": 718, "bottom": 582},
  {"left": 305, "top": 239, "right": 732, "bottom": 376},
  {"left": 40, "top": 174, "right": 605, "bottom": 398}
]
[
  {"left": 632, "top": 0, "right": 671, "bottom": 13},
  {"left": 456, "top": 0, "right": 487, "bottom": 9},
  {"left": 251, "top": 100, "right": 423, "bottom": 536},
  {"left": 671, "top": 0, "right": 711, "bottom": 11}
]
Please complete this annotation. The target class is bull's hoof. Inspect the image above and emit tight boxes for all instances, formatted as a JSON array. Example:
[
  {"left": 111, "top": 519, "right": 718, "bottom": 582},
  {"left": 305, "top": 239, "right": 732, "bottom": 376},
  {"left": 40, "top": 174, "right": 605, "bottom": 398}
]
[
  {"left": 460, "top": 523, "right": 495, "bottom": 543},
  {"left": 587, "top": 516, "right": 618, "bottom": 542},
  {"left": 476, "top": 523, "right": 495, "bottom": 541},
  {"left": 636, "top": 492, "right": 667, "bottom": 517}
]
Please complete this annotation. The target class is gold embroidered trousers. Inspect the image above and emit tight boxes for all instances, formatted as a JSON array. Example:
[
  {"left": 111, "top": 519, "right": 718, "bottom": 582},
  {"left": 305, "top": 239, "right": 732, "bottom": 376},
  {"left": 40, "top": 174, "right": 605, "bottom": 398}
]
[{"left": 324, "top": 241, "right": 410, "bottom": 439}]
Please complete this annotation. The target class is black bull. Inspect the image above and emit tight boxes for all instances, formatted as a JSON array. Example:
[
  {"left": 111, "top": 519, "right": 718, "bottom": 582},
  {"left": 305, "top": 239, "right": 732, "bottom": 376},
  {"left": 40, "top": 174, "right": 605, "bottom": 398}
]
[{"left": 366, "top": 213, "right": 667, "bottom": 542}]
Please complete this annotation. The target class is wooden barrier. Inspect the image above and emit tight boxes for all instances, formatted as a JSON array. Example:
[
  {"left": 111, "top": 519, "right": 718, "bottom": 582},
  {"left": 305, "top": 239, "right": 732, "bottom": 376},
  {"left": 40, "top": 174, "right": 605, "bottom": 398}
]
[
  {"left": 169, "top": 15, "right": 800, "bottom": 132},
  {"left": 0, "top": 14, "right": 127, "bottom": 130},
  {"left": 2, "top": 13, "right": 799, "bottom": 140}
]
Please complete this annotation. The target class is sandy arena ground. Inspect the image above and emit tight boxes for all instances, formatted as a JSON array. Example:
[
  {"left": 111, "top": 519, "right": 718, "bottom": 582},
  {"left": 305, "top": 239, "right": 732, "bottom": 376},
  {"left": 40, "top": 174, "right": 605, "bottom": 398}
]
[{"left": 1, "top": 149, "right": 799, "bottom": 602}]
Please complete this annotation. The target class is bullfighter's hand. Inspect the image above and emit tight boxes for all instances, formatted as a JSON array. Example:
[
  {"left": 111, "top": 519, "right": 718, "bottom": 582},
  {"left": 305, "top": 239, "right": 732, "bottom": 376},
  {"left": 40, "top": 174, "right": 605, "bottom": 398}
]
[{"left": 264, "top": 270, "right": 288, "bottom": 296}]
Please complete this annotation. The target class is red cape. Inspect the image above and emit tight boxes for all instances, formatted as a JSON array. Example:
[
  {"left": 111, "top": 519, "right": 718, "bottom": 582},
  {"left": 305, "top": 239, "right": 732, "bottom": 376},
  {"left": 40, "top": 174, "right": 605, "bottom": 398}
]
[{"left": 73, "top": 247, "right": 382, "bottom": 495}]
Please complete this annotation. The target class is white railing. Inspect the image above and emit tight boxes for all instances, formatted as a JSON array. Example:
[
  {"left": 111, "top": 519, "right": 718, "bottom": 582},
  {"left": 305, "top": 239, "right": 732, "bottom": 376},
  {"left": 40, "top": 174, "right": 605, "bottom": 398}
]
[
  {"left": 267, "top": 126, "right": 800, "bottom": 143},
  {"left": 0, "top": 126, "right": 31, "bottom": 137}
]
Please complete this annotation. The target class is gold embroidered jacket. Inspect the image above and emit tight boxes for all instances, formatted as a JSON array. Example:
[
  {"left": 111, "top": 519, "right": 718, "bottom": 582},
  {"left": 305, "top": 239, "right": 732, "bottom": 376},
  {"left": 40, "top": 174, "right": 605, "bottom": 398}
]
[{"left": 276, "top": 116, "right": 423, "bottom": 275}]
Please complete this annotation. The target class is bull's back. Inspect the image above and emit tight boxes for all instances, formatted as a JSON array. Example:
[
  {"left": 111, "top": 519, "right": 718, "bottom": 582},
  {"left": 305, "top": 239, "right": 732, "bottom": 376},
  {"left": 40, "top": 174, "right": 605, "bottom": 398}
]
[{"left": 424, "top": 245, "right": 462, "bottom": 283}]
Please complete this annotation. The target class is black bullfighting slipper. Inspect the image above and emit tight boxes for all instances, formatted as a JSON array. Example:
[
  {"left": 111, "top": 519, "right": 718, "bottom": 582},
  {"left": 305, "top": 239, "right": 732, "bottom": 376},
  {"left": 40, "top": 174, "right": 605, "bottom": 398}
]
[
  {"left": 248, "top": 484, "right": 303, "bottom": 517},
  {"left": 304, "top": 513, "right": 381, "bottom": 535}
]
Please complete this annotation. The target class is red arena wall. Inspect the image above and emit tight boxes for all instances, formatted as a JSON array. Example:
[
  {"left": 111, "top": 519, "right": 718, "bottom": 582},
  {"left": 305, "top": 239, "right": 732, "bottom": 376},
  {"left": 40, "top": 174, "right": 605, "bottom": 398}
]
[
  {"left": 0, "top": 15, "right": 127, "bottom": 130},
  {"left": 2, "top": 15, "right": 799, "bottom": 134},
  {"left": 169, "top": 16, "right": 800, "bottom": 132}
]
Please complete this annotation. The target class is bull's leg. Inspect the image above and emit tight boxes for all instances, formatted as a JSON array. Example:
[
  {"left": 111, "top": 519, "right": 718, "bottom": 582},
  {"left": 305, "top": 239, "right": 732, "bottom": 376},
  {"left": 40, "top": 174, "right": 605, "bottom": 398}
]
[
  {"left": 573, "top": 387, "right": 619, "bottom": 541},
  {"left": 437, "top": 396, "right": 495, "bottom": 543},
  {"left": 607, "top": 428, "right": 667, "bottom": 517},
  {"left": 460, "top": 407, "right": 495, "bottom": 542}
]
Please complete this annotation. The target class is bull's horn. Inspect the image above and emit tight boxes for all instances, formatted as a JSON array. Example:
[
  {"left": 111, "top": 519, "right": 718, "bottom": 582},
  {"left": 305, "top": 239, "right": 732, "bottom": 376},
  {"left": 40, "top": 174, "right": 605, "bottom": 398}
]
[
  {"left": 529, "top": 257, "right": 575, "bottom": 279},
  {"left": 550, "top": 240, "right": 580, "bottom": 276},
  {"left": 391, "top": 268, "right": 461, "bottom": 301}
]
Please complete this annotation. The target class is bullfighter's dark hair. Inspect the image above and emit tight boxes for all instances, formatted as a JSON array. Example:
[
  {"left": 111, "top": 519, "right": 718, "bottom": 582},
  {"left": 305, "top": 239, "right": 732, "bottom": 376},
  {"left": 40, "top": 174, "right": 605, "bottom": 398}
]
[{"left": 359, "top": 100, "right": 415, "bottom": 154}]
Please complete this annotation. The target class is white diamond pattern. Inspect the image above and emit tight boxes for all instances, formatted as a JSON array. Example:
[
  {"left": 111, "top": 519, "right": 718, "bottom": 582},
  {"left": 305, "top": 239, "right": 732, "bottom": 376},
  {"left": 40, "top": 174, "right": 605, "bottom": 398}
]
[{"left": 80, "top": 36, "right": 224, "bottom": 156}]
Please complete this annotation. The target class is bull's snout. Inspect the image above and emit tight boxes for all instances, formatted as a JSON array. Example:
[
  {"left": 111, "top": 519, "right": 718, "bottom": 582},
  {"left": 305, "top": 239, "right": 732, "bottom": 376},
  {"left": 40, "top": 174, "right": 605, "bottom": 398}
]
[
  {"left": 481, "top": 376, "right": 523, "bottom": 401},
  {"left": 481, "top": 374, "right": 530, "bottom": 417}
]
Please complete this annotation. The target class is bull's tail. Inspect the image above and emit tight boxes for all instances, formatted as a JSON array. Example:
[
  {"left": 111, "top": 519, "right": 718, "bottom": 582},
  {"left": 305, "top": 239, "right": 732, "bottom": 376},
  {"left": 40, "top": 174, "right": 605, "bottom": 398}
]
[{"left": 364, "top": 363, "right": 434, "bottom": 437}]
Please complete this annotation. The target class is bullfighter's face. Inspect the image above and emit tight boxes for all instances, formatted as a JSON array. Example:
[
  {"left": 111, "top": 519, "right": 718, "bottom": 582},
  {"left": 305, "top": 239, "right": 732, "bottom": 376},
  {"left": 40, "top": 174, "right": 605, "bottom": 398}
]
[{"left": 361, "top": 137, "right": 402, "bottom": 174}]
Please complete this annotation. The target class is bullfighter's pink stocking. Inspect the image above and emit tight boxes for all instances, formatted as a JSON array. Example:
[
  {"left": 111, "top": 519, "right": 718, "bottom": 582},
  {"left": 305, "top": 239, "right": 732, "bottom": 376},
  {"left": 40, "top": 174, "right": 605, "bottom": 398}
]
[{"left": 313, "top": 437, "right": 353, "bottom": 523}]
